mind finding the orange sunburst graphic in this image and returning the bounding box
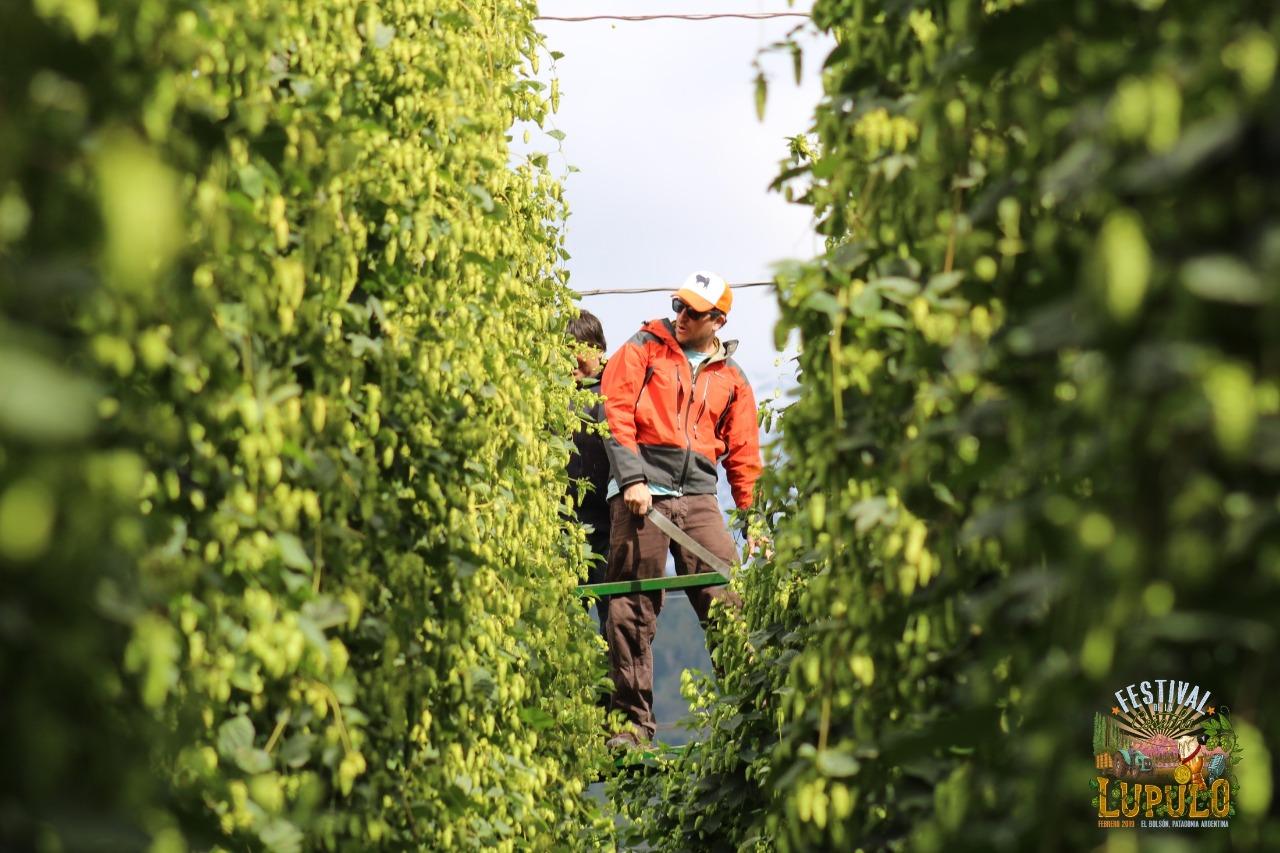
[1111,702,1204,741]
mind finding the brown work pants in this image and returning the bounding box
[605,493,741,741]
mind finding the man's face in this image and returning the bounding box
[573,347,601,380]
[672,298,724,348]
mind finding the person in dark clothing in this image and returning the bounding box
[566,309,611,629]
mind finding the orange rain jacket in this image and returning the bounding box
[601,318,763,510]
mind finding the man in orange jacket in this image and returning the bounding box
[600,271,763,748]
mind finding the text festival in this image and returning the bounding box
[1113,679,1212,715]
[1097,679,1230,823]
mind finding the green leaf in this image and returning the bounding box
[926,271,966,295]
[226,189,256,215]
[1119,115,1245,191]
[1180,255,1270,305]
[874,310,908,328]
[851,287,882,318]
[879,153,916,182]
[259,818,304,853]
[873,276,921,302]
[218,716,255,758]
[348,333,383,358]
[467,184,495,212]
[276,532,313,571]
[546,129,566,141]
[302,597,349,629]
[815,750,861,778]
[803,292,842,318]
[281,440,316,470]
[829,242,869,272]
[754,72,767,121]
[234,746,273,774]
[1039,140,1109,199]
[281,570,309,593]
[931,481,960,509]
[0,345,100,443]
[237,164,265,200]
[125,614,179,708]
[279,733,316,769]
[518,707,555,730]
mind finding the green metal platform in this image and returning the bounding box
[575,572,728,597]
[614,742,687,769]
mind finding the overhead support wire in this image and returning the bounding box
[577,281,776,297]
[536,13,809,23]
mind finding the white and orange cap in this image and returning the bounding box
[674,270,733,315]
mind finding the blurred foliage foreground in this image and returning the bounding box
[613,1,1279,851]
[1,0,612,850]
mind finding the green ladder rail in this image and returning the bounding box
[575,572,728,597]
[614,743,687,770]
[584,743,689,777]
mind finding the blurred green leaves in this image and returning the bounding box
[0,187,31,246]
[1181,255,1272,305]
[33,0,98,40]
[95,131,182,292]
[1096,209,1152,322]
[0,344,99,443]
[3,0,608,849]
[618,1,1280,850]
[0,478,55,561]
[1203,361,1257,459]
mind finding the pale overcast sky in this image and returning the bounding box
[531,1,833,400]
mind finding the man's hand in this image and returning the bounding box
[745,534,773,561]
[622,481,652,516]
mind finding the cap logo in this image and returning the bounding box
[676,270,732,314]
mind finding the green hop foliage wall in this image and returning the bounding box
[1,0,609,849]
[614,1,1279,850]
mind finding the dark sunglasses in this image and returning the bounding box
[672,298,721,322]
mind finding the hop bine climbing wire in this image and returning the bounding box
[577,280,776,297]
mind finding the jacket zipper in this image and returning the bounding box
[677,356,694,493]
[676,347,725,493]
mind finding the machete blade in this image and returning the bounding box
[645,508,734,580]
